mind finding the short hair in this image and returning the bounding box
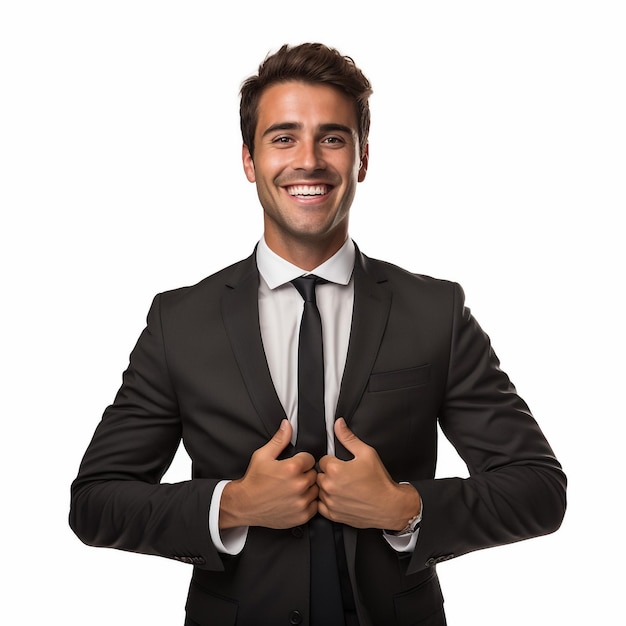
[240,43,372,159]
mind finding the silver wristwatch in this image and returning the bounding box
[384,511,422,537]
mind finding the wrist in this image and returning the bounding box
[385,483,422,536]
[219,479,248,529]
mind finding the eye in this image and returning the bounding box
[272,136,293,144]
[322,136,345,146]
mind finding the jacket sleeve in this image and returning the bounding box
[69,294,224,571]
[409,283,566,573]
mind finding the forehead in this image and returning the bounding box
[255,81,358,134]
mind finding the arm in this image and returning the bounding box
[69,294,319,567]
[69,294,224,570]
[318,282,566,571]
[408,283,566,572]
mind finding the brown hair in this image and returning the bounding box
[240,43,372,159]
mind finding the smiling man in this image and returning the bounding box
[70,43,566,626]
[242,80,367,270]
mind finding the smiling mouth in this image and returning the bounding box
[286,184,331,197]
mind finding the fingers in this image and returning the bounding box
[317,421,400,528]
[253,420,316,468]
[262,417,364,466]
[272,418,293,452]
[227,421,320,528]
[256,419,293,461]
[334,417,368,456]
[334,417,353,442]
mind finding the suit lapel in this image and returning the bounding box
[337,250,390,626]
[335,249,391,460]
[220,246,391,454]
[221,252,290,442]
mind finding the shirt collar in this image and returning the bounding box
[256,237,355,289]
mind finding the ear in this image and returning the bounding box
[242,144,256,182]
[357,143,369,182]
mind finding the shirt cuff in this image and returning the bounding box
[209,480,248,555]
[383,528,420,552]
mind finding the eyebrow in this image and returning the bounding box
[261,122,355,138]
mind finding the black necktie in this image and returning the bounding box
[291,275,345,625]
[291,275,327,459]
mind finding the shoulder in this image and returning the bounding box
[151,254,256,315]
[359,251,463,302]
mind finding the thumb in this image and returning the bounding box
[334,417,365,456]
[263,419,293,460]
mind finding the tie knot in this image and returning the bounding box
[291,275,324,303]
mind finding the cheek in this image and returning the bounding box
[254,156,285,186]
[339,179,358,206]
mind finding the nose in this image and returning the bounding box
[292,139,325,171]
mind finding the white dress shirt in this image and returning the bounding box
[256,236,355,453]
[209,237,417,553]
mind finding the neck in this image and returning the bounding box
[263,232,347,271]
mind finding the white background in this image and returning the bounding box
[1,1,624,623]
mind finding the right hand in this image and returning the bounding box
[219,420,319,529]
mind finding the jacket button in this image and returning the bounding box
[289,610,303,624]
[425,558,436,567]
[291,526,304,538]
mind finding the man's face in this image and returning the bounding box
[242,81,368,257]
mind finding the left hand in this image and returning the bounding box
[317,418,421,529]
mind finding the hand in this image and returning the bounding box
[219,420,319,529]
[317,418,422,530]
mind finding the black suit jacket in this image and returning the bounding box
[70,248,566,625]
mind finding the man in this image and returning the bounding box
[70,43,566,625]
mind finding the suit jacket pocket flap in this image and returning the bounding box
[368,365,431,393]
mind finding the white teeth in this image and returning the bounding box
[287,185,328,196]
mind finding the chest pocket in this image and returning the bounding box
[368,364,430,393]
